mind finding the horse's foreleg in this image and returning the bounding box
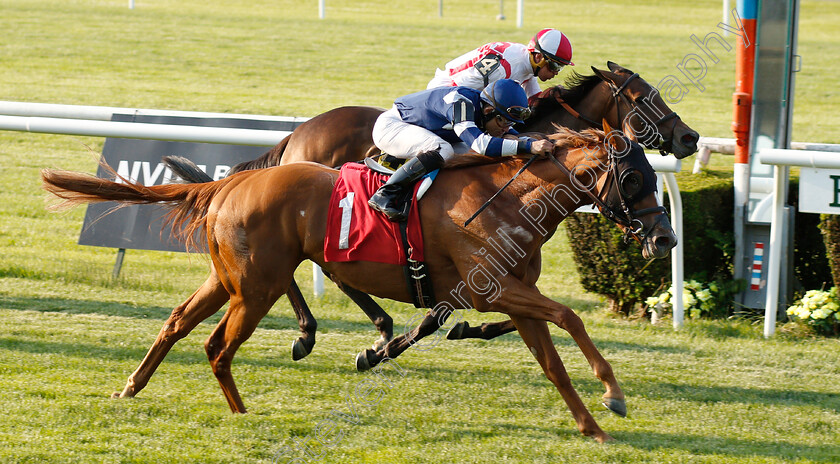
[446,319,517,340]
[335,281,393,350]
[286,279,317,361]
[113,274,229,399]
[488,279,624,435]
[509,315,613,443]
[547,302,625,417]
[205,295,276,413]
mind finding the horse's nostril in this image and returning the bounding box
[655,235,676,250]
[682,132,699,145]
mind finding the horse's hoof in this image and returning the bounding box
[446,321,469,340]
[355,349,374,371]
[372,336,390,352]
[291,338,311,361]
[594,432,616,444]
[602,397,627,417]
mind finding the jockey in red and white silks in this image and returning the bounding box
[426,29,574,106]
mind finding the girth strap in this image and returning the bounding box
[399,221,435,308]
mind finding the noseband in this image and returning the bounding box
[549,151,667,244]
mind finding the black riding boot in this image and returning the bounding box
[368,150,444,222]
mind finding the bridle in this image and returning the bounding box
[548,147,667,244]
[608,73,678,156]
[553,73,680,156]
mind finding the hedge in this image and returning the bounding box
[564,171,832,316]
[820,214,840,289]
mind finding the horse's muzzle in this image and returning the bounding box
[670,125,700,159]
[642,214,677,260]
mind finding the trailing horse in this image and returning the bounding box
[43,127,675,442]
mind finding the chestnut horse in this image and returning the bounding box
[162,62,697,359]
[44,128,675,442]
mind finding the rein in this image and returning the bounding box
[464,155,538,227]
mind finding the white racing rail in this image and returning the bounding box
[758,148,840,337]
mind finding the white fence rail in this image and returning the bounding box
[758,148,840,337]
[0,115,291,146]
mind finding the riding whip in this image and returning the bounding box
[464,154,539,227]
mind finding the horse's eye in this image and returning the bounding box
[619,169,643,199]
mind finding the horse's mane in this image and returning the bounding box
[444,127,606,169]
[558,71,606,106]
[527,71,605,121]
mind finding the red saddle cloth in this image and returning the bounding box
[324,162,424,265]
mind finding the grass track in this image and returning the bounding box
[1,1,839,462]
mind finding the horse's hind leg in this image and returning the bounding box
[446,319,517,340]
[355,304,450,371]
[335,281,393,350]
[205,294,277,413]
[287,279,317,361]
[112,272,230,399]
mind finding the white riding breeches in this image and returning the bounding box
[372,106,468,161]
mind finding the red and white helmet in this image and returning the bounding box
[527,28,574,67]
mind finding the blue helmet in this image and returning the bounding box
[480,79,532,124]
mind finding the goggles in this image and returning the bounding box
[495,114,516,127]
[545,59,565,73]
[504,105,532,122]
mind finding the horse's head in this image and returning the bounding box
[548,126,677,260]
[601,132,677,259]
[591,62,699,159]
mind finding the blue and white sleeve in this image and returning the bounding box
[455,125,532,158]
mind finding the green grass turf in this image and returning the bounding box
[1,1,839,462]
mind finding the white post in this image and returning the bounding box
[313,262,325,298]
[763,164,786,337]
[664,173,685,329]
[129,0,134,9]
[319,0,325,19]
[722,0,730,36]
[516,0,524,28]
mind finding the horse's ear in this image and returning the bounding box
[608,61,634,74]
[601,118,614,135]
[591,67,620,86]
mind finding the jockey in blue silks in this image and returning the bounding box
[369,78,555,221]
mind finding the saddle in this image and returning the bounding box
[324,161,436,308]
[372,154,406,171]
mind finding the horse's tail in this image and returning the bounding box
[41,168,232,250]
[160,133,292,184]
[229,133,291,175]
[162,155,214,183]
